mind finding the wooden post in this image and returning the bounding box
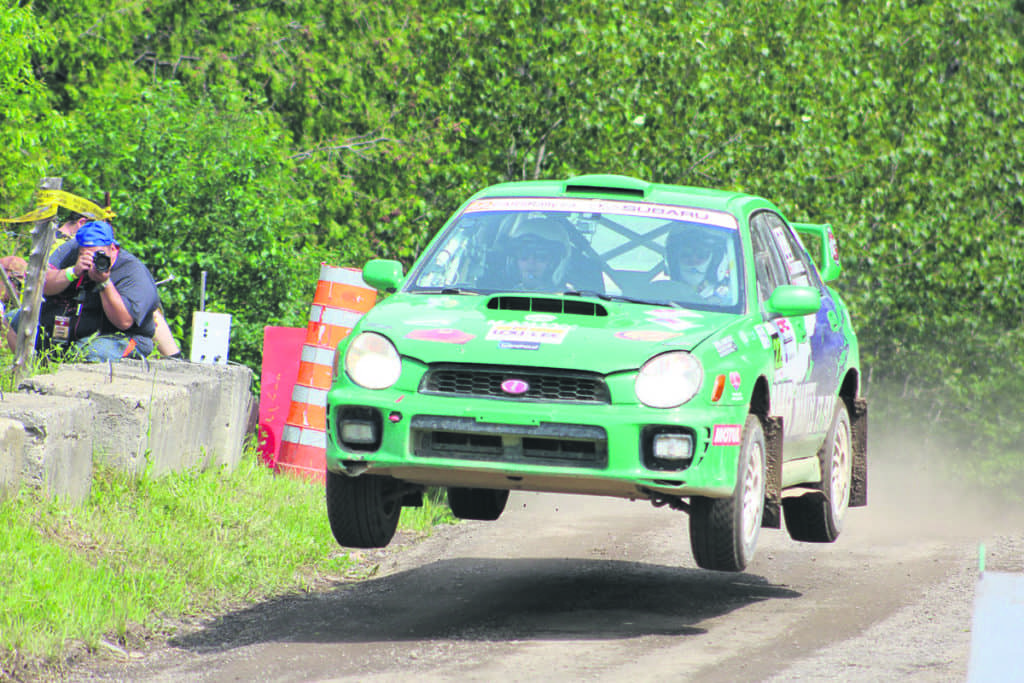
[11,177,61,384]
[0,261,20,306]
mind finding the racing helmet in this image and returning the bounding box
[666,226,721,286]
[506,217,571,290]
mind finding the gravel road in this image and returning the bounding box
[73,437,1024,683]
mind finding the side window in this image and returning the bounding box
[764,212,822,290]
[749,213,789,306]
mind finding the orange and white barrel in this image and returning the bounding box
[276,264,376,482]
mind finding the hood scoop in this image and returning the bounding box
[488,295,609,317]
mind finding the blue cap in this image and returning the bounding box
[76,221,118,247]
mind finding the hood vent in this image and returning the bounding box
[488,296,609,317]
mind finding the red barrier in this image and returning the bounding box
[258,326,306,468]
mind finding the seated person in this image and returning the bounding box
[504,218,573,292]
[652,226,733,304]
[5,220,160,361]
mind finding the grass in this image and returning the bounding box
[0,451,456,679]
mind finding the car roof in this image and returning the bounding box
[471,174,777,217]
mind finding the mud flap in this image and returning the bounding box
[849,397,868,507]
[761,415,783,528]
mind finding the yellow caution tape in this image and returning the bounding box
[0,190,116,224]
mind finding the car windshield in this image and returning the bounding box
[406,196,745,314]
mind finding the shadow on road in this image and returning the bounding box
[171,557,801,654]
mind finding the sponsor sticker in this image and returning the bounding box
[498,341,540,350]
[754,324,772,350]
[714,336,738,357]
[729,371,742,389]
[405,328,474,344]
[487,321,570,345]
[645,308,702,331]
[615,329,680,342]
[463,197,739,230]
[712,424,743,446]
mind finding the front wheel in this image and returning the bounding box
[783,401,853,543]
[689,414,766,572]
[325,470,402,548]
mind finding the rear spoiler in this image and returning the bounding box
[792,222,842,282]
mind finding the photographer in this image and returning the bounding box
[6,220,159,361]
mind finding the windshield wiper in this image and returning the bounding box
[435,287,480,295]
[563,289,677,307]
[563,289,612,301]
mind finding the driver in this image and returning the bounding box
[662,227,731,302]
[506,218,571,292]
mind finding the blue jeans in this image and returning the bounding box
[8,309,145,361]
[72,334,146,362]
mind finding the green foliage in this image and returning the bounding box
[0,1,64,210]
[52,82,323,367]
[1,0,1021,475]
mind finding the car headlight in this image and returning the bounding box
[343,332,402,390]
[635,351,703,408]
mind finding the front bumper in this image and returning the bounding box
[325,373,745,501]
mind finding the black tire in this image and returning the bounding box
[447,487,510,521]
[690,414,767,572]
[783,401,853,543]
[325,470,401,548]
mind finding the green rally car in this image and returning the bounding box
[325,174,867,572]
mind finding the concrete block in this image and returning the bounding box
[0,417,26,500]
[0,394,93,504]
[23,360,254,472]
[21,366,195,476]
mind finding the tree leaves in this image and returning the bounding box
[2,0,1022,472]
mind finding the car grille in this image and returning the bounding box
[410,416,608,469]
[420,364,610,404]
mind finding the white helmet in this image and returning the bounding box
[506,217,571,291]
[667,226,719,287]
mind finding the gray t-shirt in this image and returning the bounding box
[44,240,160,355]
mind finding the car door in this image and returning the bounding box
[750,211,826,460]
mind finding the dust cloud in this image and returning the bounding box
[854,423,1024,547]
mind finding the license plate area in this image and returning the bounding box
[410,415,608,469]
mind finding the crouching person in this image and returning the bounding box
[5,220,159,361]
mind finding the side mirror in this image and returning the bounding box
[792,222,842,282]
[362,259,404,293]
[766,284,822,317]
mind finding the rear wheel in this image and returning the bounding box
[690,414,766,572]
[447,487,510,521]
[325,470,401,548]
[783,401,853,543]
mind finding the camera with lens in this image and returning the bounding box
[93,251,111,274]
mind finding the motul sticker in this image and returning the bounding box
[712,424,742,446]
